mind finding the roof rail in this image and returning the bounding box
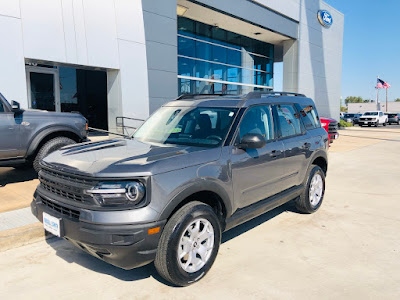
[245,91,306,99]
[176,94,228,100]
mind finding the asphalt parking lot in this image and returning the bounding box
[1,126,400,299]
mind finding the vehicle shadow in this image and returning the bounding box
[46,200,297,286]
[0,167,37,187]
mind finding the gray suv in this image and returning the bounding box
[0,93,88,171]
[31,92,328,286]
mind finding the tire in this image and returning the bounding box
[383,122,387,127]
[375,122,379,127]
[154,201,221,287]
[33,137,76,172]
[295,165,325,214]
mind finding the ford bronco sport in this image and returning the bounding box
[0,93,88,172]
[31,92,328,286]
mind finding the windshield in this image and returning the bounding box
[133,106,238,147]
[344,114,355,117]
[387,113,397,117]
[363,112,378,116]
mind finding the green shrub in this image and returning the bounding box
[339,119,353,127]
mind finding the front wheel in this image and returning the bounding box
[295,165,325,214]
[383,122,387,127]
[33,137,76,172]
[154,201,221,286]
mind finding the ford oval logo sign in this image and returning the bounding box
[317,10,333,28]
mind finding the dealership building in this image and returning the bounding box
[0,0,343,131]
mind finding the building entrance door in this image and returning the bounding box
[26,66,60,112]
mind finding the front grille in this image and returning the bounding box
[41,198,80,219]
[328,121,338,134]
[41,180,84,202]
[361,118,373,121]
[39,168,96,205]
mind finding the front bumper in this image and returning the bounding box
[359,120,378,125]
[31,193,166,270]
[328,132,339,143]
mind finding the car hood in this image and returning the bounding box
[42,139,222,178]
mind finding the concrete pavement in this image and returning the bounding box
[1,127,400,299]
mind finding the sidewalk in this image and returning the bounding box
[0,134,111,252]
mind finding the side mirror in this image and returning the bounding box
[238,133,266,149]
[11,100,20,111]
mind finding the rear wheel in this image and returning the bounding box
[33,137,76,172]
[154,201,221,286]
[295,165,325,214]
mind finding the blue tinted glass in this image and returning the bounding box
[178,17,274,93]
[226,48,241,67]
[211,64,226,81]
[212,44,226,64]
[227,67,239,82]
[196,40,211,61]
[178,36,195,57]
[195,60,211,79]
[178,57,195,77]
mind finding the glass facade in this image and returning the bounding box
[178,17,274,95]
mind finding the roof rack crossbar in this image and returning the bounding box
[176,94,228,100]
[245,91,306,98]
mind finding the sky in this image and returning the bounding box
[275,0,400,103]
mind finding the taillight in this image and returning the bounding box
[85,122,89,131]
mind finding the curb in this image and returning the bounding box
[0,222,52,252]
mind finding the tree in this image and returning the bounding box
[345,96,363,104]
[340,106,347,112]
[394,98,400,102]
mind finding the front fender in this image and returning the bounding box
[26,125,83,158]
[157,179,233,221]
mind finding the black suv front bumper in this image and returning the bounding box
[31,194,166,270]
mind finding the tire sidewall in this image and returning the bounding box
[165,205,221,285]
[304,165,325,212]
[34,137,75,172]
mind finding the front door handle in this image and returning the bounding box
[270,150,281,158]
[302,142,311,150]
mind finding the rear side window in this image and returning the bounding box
[274,104,302,138]
[296,104,320,130]
[0,100,4,112]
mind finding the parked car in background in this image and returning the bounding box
[385,113,400,125]
[320,117,338,143]
[31,92,329,286]
[0,93,88,172]
[341,113,362,125]
[358,111,388,127]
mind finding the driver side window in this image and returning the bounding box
[238,105,274,142]
[0,100,5,113]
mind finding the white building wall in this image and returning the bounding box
[296,0,343,120]
[0,0,27,107]
[0,0,149,130]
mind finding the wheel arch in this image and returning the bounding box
[311,154,328,175]
[26,126,82,159]
[159,183,233,231]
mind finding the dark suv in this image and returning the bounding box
[0,93,88,171]
[31,92,328,286]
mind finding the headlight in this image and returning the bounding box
[85,181,145,206]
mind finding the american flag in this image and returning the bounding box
[376,78,391,89]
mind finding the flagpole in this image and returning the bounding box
[386,88,388,112]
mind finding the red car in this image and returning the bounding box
[320,117,338,143]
